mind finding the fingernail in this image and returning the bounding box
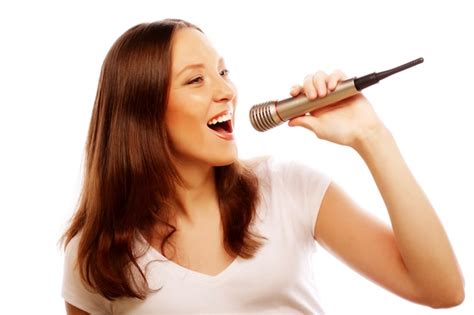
[307,91,316,99]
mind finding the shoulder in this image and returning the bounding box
[241,155,331,194]
[62,232,84,289]
[266,156,329,181]
[64,233,81,263]
[240,154,306,174]
[240,155,271,170]
[62,232,112,314]
[241,154,328,176]
[239,155,272,182]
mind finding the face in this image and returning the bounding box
[166,28,238,168]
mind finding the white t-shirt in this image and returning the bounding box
[62,156,332,314]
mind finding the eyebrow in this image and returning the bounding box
[176,57,225,78]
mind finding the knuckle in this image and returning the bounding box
[304,74,313,82]
[333,69,347,78]
[314,70,327,79]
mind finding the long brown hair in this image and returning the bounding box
[62,19,266,300]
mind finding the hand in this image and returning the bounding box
[288,70,386,149]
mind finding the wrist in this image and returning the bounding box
[352,124,393,156]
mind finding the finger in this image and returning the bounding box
[288,115,321,137]
[328,69,348,91]
[309,99,347,116]
[290,84,302,97]
[288,115,313,129]
[303,75,317,99]
[312,71,329,98]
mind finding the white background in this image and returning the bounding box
[0,0,473,314]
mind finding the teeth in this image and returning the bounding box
[207,113,232,126]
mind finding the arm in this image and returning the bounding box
[289,70,464,308]
[315,126,464,308]
[66,302,89,315]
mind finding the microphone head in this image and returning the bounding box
[249,101,283,132]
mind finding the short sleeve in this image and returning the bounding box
[62,235,112,315]
[269,157,332,242]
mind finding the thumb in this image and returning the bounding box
[288,115,319,132]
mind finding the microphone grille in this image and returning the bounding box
[249,101,281,132]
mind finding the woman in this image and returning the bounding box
[62,19,464,314]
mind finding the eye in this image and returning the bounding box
[220,69,230,77]
[187,76,203,85]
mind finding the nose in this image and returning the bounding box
[213,74,236,103]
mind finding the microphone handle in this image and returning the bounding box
[249,78,359,132]
[277,78,359,120]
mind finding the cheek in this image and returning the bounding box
[165,102,208,151]
[167,111,203,140]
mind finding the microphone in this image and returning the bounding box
[249,57,424,132]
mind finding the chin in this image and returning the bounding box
[212,159,237,167]
[211,155,238,167]
[209,148,239,167]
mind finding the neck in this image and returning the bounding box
[173,157,220,226]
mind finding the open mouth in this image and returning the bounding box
[207,120,233,133]
[207,110,234,136]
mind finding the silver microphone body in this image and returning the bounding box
[248,57,425,132]
[249,78,359,132]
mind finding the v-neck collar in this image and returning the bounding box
[138,233,240,283]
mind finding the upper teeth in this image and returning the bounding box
[207,112,232,125]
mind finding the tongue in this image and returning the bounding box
[208,120,233,134]
[213,126,228,133]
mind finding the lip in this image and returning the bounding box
[212,129,234,141]
[207,109,233,123]
[207,109,235,141]
[208,120,235,141]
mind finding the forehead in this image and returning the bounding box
[171,28,220,72]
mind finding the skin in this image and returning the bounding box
[165,28,238,225]
[66,28,464,314]
[289,73,465,307]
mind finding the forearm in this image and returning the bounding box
[353,126,464,305]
